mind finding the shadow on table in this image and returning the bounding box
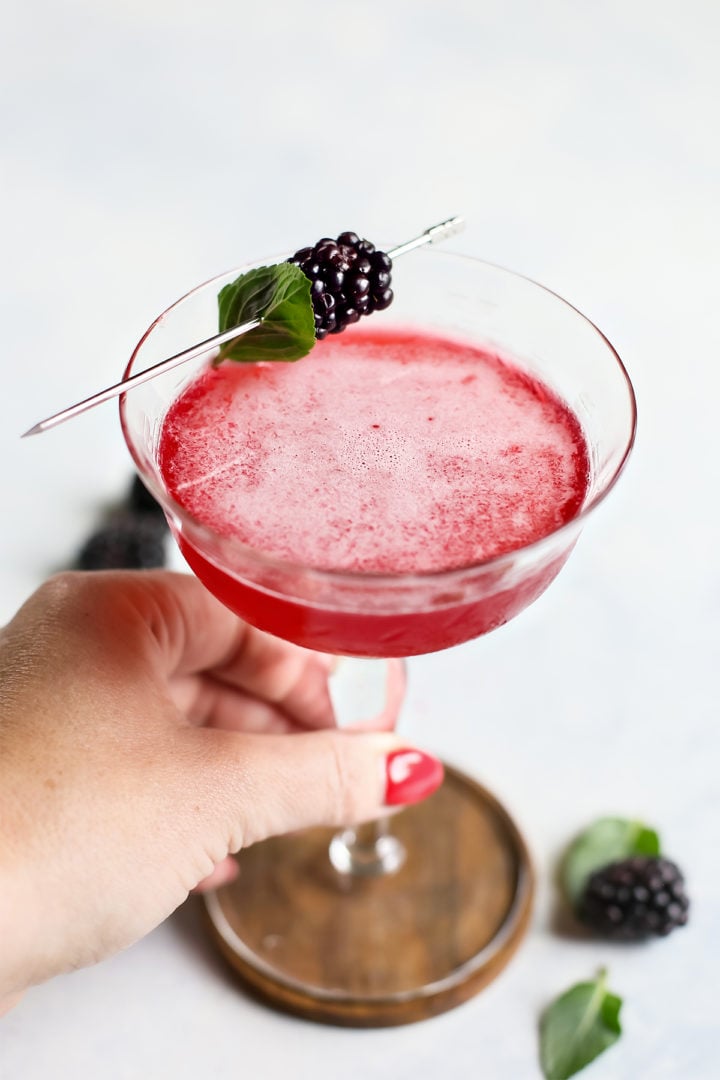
[549,898,592,941]
[168,895,241,994]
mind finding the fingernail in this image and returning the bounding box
[385,748,444,806]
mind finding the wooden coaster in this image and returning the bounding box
[203,764,533,1026]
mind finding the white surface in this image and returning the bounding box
[1,2,718,1077]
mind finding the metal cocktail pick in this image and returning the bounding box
[22,217,465,438]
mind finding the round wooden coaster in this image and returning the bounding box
[203,764,533,1026]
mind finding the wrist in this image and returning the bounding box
[0,990,25,1017]
[0,843,39,1005]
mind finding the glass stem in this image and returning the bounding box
[327,657,407,877]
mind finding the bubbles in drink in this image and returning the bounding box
[159,329,589,574]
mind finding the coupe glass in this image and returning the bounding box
[120,250,636,1025]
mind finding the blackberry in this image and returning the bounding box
[579,856,689,941]
[127,475,165,517]
[288,231,394,339]
[77,513,167,571]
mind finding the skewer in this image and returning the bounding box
[22,216,464,438]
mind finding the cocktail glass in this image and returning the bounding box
[120,250,636,1025]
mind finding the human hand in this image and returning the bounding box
[0,571,442,1012]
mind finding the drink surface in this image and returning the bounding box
[159,328,589,575]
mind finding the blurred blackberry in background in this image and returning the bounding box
[128,475,165,518]
[75,476,169,570]
[579,856,689,940]
[288,231,393,339]
[77,513,167,571]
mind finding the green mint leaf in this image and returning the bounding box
[540,970,623,1080]
[216,263,315,363]
[562,817,661,907]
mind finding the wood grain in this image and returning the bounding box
[204,764,533,1026]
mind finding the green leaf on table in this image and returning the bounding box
[562,817,660,906]
[540,969,623,1080]
[215,262,315,363]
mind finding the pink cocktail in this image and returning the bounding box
[121,249,636,1024]
[157,328,590,656]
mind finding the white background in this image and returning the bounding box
[1,2,718,1077]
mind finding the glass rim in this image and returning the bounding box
[120,249,638,590]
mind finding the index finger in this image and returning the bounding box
[123,571,337,730]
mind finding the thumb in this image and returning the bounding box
[198,729,444,851]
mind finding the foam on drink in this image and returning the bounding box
[159,328,589,574]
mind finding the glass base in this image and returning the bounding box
[203,764,533,1027]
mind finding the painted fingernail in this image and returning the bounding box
[385,748,444,806]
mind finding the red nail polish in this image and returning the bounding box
[385,748,444,806]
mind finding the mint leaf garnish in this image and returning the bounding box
[216,263,315,363]
[562,817,660,907]
[540,970,623,1080]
